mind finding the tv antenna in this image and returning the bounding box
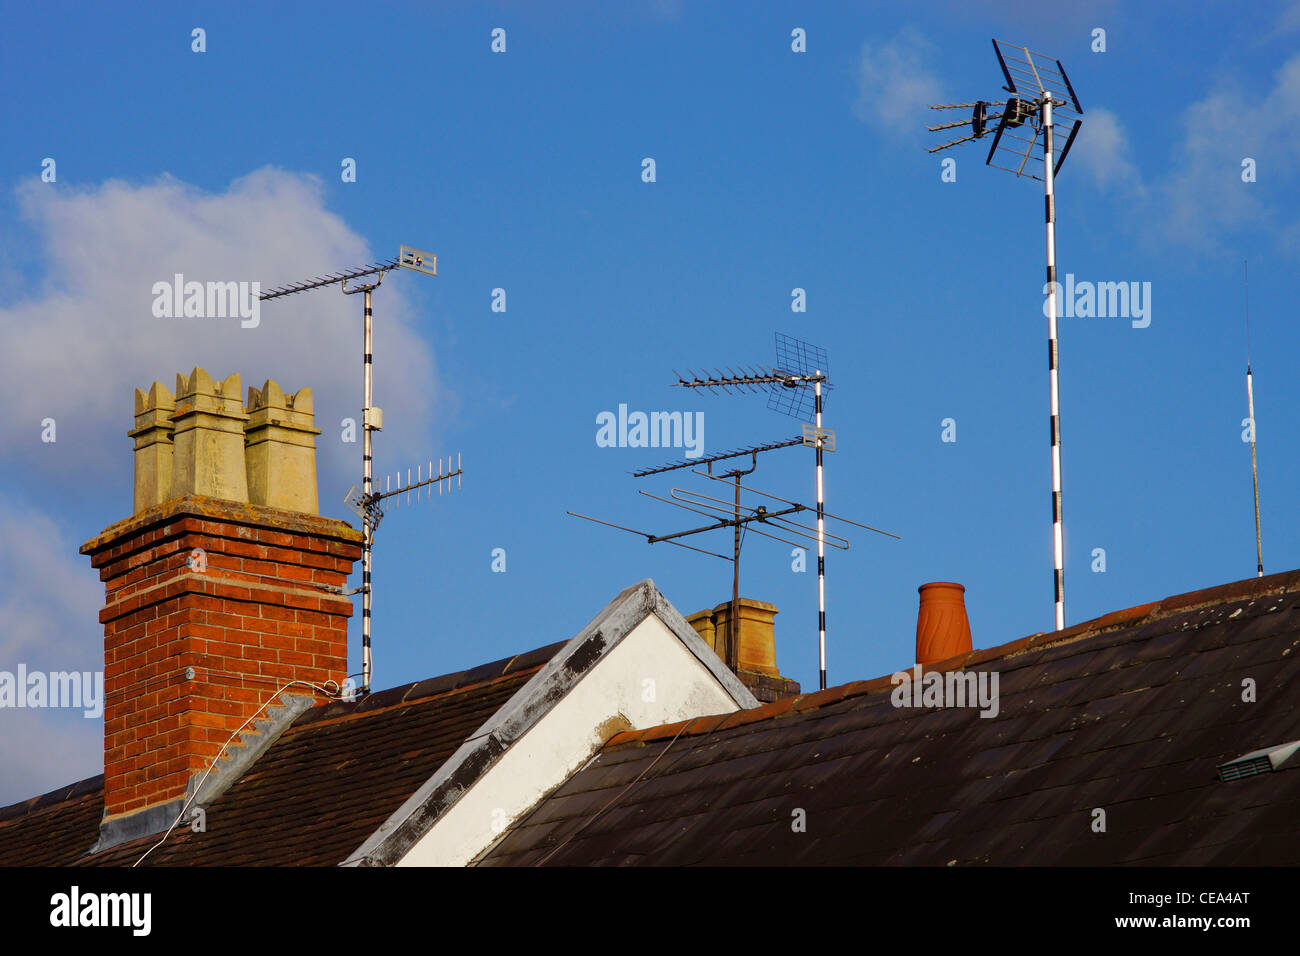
[261,246,462,694]
[670,332,894,690]
[569,439,896,681]
[927,40,1084,632]
[1243,260,1263,577]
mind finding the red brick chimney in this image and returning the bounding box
[80,368,362,844]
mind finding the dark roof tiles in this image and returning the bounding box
[479,570,1300,866]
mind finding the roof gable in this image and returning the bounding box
[348,579,757,866]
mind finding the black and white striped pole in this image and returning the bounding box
[665,333,893,686]
[814,374,827,689]
[927,40,1083,632]
[261,246,441,693]
[342,278,382,692]
[1042,95,1066,630]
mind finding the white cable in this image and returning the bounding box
[131,676,354,866]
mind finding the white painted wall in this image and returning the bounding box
[396,612,741,867]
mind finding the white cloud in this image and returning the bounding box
[0,169,447,806]
[0,168,441,503]
[1067,106,1144,196]
[0,503,101,665]
[854,28,944,134]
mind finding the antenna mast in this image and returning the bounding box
[575,440,799,671]
[570,440,895,683]
[927,40,1084,632]
[671,333,892,690]
[261,246,460,695]
[1244,260,1263,577]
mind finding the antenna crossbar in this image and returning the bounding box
[691,471,899,539]
[260,258,401,301]
[673,369,826,391]
[372,455,463,504]
[632,437,801,477]
[671,488,851,545]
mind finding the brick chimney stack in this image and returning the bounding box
[81,367,362,848]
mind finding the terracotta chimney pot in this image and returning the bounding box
[916,582,972,665]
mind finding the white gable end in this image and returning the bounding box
[340,579,756,868]
[398,612,740,866]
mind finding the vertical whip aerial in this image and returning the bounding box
[926,40,1084,632]
[1244,260,1263,577]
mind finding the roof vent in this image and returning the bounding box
[1217,740,1300,783]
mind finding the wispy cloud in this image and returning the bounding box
[1157,54,1300,252]
[854,28,944,134]
[1277,0,1300,33]
[1068,106,1144,197]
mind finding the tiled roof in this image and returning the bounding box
[477,571,1300,866]
[0,641,566,866]
[0,777,104,866]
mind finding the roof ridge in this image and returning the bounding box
[291,639,569,728]
[604,567,1300,750]
[285,665,550,734]
[0,774,104,823]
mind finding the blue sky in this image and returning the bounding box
[2,0,1298,801]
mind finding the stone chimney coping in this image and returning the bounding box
[80,494,362,558]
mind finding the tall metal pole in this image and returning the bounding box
[815,375,827,689]
[723,454,757,673]
[362,287,375,691]
[1042,96,1066,632]
[1247,365,1262,577]
[1245,261,1262,578]
[731,473,741,672]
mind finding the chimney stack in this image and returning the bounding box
[687,598,800,702]
[81,367,362,849]
[916,582,972,665]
